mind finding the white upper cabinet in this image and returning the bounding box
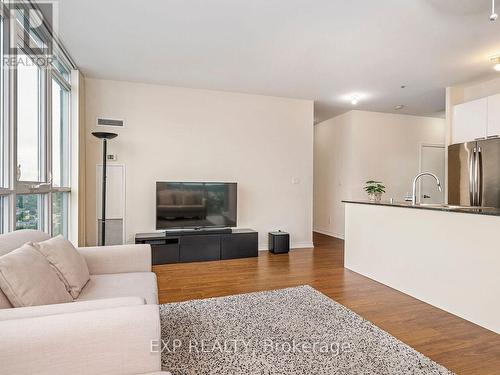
[452,98,488,144]
[487,94,500,138]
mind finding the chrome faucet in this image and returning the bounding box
[411,172,442,205]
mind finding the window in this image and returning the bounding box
[52,58,71,82]
[52,78,70,187]
[0,3,75,237]
[50,63,72,239]
[15,8,47,52]
[0,14,6,189]
[0,12,9,234]
[16,194,43,230]
[0,196,6,234]
[17,53,43,182]
[52,192,68,237]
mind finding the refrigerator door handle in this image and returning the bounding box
[469,148,476,206]
[476,147,483,206]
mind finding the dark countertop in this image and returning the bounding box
[342,200,500,217]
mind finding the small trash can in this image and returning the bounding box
[268,231,290,254]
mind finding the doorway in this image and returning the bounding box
[96,164,126,245]
[419,144,446,204]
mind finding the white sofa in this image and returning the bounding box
[0,230,168,375]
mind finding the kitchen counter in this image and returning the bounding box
[342,199,500,216]
[343,201,500,333]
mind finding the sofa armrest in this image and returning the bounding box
[0,304,161,375]
[78,244,151,274]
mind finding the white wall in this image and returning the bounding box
[461,76,500,103]
[314,110,445,238]
[313,112,353,239]
[85,79,314,249]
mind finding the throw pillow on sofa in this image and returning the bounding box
[0,243,73,307]
[32,235,90,299]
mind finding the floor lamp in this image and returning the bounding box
[92,131,118,246]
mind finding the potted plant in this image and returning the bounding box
[364,180,386,202]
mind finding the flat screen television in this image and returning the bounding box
[156,182,237,230]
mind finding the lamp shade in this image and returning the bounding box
[92,132,118,140]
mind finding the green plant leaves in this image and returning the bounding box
[364,180,386,194]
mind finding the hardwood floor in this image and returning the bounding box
[154,232,500,375]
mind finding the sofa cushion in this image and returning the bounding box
[0,296,146,321]
[0,288,12,309]
[158,190,178,205]
[77,272,158,305]
[0,230,50,257]
[32,235,90,298]
[77,244,151,275]
[0,304,162,375]
[0,244,72,307]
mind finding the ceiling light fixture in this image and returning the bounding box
[394,105,405,110]
[491,56,500,71]
[341,92,370,105]
[491,0,498,21]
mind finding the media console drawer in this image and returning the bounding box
[179,235,221,262]
[151,239,180,265]
[221,232,258,260]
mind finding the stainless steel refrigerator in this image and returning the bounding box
[448,138,500,208]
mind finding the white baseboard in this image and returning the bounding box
[258,241,314,251]
[292,241,314,249]
[313,228,345,240]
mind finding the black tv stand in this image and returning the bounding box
[135,228,258,265]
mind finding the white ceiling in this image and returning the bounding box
[57,0,500,123]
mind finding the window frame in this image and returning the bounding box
[51,71,71,190]
[0,4,13,234]
[0,2,73,236]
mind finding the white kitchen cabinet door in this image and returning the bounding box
[487,94,500,138]
[452,98,487,144]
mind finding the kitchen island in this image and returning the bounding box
[343,200,500,334]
